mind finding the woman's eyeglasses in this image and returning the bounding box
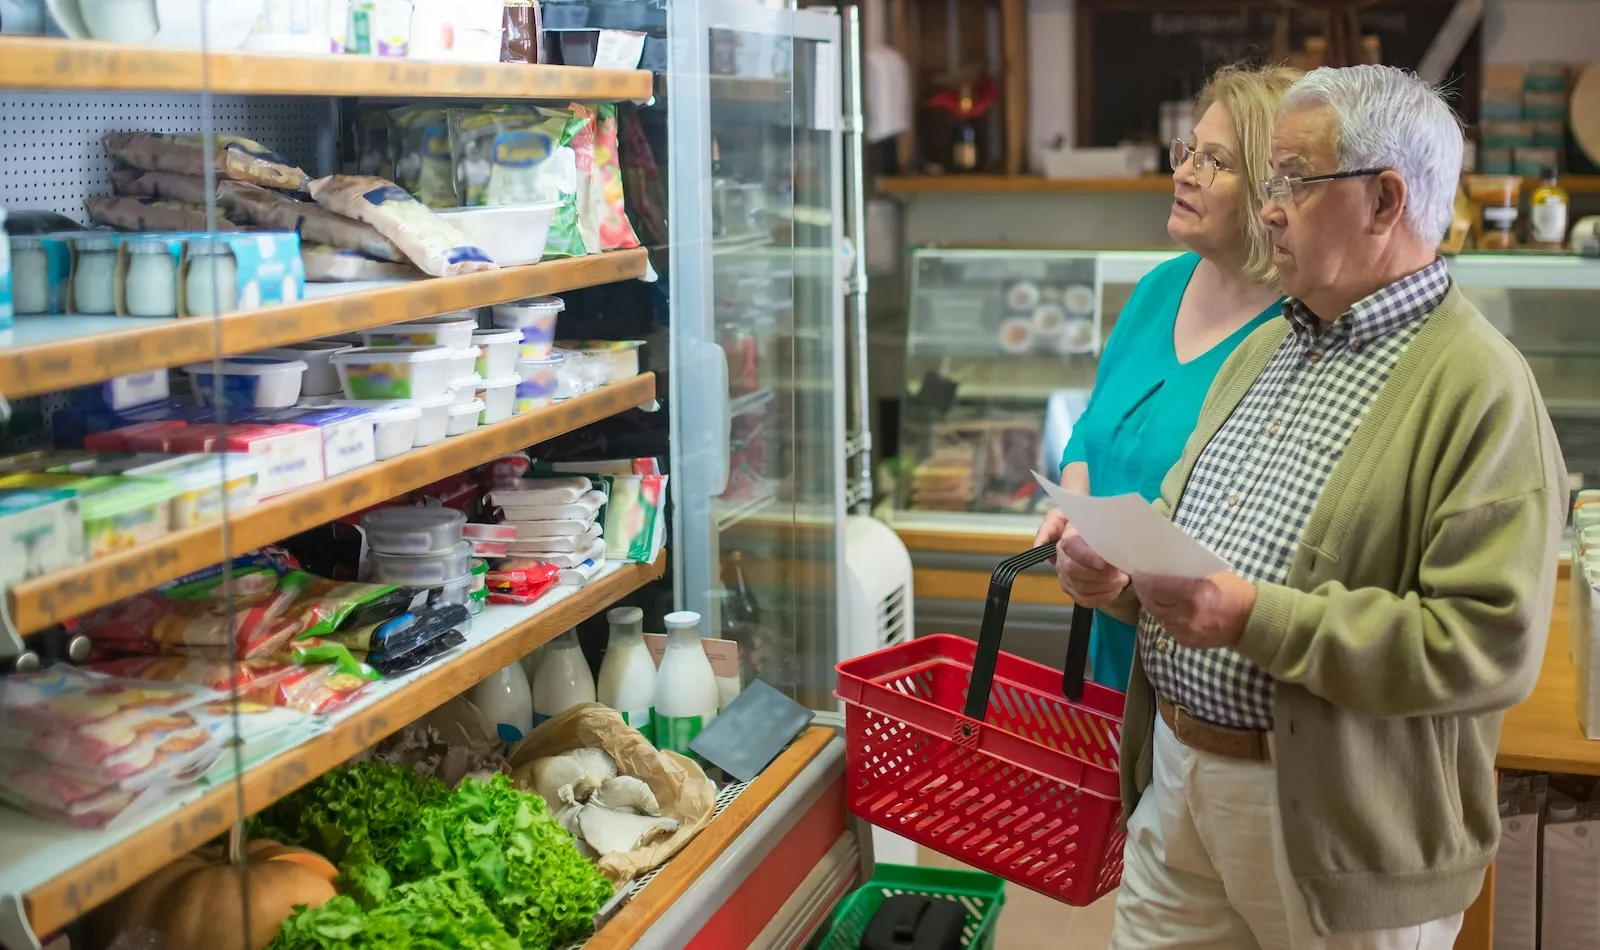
[1257,168,1388,206]
[1169,139,1234,188]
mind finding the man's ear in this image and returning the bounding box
[1370,170,1408,235]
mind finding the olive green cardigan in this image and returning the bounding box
[1106,286,1566,935]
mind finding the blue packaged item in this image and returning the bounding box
[72,371,171,414]
[178,232,305,316]
[183,356,308,411]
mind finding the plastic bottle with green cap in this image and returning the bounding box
[654,611,720,757]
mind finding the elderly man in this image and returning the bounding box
[1056,65,1566,948]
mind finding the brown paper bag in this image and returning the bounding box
[507,703,717,882]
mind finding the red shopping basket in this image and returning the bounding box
[835,544,1126,906]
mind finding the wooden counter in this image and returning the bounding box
[1498,577,1599,775]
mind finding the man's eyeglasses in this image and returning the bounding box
[1170,140,1234,188]
[1258,168,1388,206]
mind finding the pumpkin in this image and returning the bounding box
[93,834,337,950]
[247,839,340,882]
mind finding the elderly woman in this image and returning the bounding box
[1035,63,1301,689]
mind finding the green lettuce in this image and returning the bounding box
[399,773,614,947]
[268,875,518,950]
[249,762,449,871]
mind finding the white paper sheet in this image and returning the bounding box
[1032,470,1231,579]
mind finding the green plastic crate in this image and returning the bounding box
[819,863,1006,950]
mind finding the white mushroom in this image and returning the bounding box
[576,805,680,854]
[589,775,661,816]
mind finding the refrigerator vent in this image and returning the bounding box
[879,586,909,648]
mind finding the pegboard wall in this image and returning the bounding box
[0,94,335,221]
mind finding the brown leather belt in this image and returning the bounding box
[1158,697,1271,762]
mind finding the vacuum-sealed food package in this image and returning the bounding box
[220,181,406,262]
[110,169,215,205]
[102,131,310,191]
[85,195,242,233]
[301,243,421,282]
[307,175,495,278]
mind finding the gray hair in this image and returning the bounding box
[1279,65,1464,245]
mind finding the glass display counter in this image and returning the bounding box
[884,247,1600,533]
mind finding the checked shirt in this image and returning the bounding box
[1139,259,1451,730]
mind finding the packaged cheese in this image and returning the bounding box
[307,175,495,278]
[102,131,309,190]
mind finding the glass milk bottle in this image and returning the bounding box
[532,628,595,726]
[468,660,534,749]
[655,611,720,757]
[597,606,658,742]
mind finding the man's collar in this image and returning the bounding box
[1282,258,1451,344]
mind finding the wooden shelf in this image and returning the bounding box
[7,556,666,938]
[1497,574,1600,775]
[880,173,1600,197]
[0,249,648,400]
[582,726,837,949]
[0,36,653,99]
[880,174,1176,196]
[6,372,656,633]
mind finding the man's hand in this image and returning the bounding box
[1132,571,1258,649]
[1033,506,1069,549]
[1055,528,1130,608]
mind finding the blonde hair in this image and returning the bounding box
[1194,63,1303,286]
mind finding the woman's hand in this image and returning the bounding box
[1055,528,1130,608]
[1033,506,1070,549]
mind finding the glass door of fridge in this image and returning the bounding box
[668,0,846,709]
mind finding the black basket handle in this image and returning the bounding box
[962,544,1096,720]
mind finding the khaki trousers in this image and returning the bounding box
[1109,717,1464,950]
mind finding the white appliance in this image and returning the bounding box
[842,514,918,866]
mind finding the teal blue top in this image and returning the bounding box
[1061,252,1281,690]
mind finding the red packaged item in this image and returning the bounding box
[84,421,188,453]
[77,569,308,659]
[164,424,228,453]
[485,563,560,604]
[273,664,373,715]
[223,424,324,497]
[90,656,298,706]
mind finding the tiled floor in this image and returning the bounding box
[916,849,1119,950]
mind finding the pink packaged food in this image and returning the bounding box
[463,522,519,541]
[0,667,219,731]
[0,753,211,828]
[84,421,189,454]
[471,540,509,557]
[223,424,325,497]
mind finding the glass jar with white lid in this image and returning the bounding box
[9,236,50,315]
[183,239,238,317]
[125,239,178,318]
[72,233,118,315]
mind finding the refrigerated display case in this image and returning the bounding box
[667,0,849,710]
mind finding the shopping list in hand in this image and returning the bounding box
[1032,471,1231,579]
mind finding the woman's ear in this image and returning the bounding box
[1371,170,1408,235]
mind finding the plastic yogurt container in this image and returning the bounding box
[361,315,477,350]
[446,345,481,380]
[125,453,262,529]
[492,296,564,359]
[183,357,307,409]
[362,403,424,459]
[369,540,474,587]
[446,398,485,436]
[471,329,520,379]
[362,506,466,555]
[475,375,519,425]
[256,341,352,397]
[514,354,564,413]
[448,373,483,407]
[331,391,454,448]
[332,345,452,401]
[75,476,181,558]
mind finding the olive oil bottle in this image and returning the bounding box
[1530,165,1571,251]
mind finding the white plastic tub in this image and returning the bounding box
[183,357,308,409]
[332,392,454,448]
[493,296,565,359]
[449,373,483,406]
[370,540,475,587]
[436,201,560,266]
[362,316,477,350]
[475,375,519,425]
[365,403,424,459]
[446,345,481,380]
[556,340,643,383]
[256,341,351,396]
[363,507,467,555]
[514,354,564,413]
[446,398,485,436]
[471,329,520,379]
[332,345,452,401]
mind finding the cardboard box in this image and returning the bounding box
[245,406,376,477]
[221,424,325,497]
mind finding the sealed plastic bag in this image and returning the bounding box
[78,568,309,659]
[102,131,309,191]
[591,104,642,251]
[390,105,456,208]
[85,195,242,233]
[301,244,421,282]
[307,175,495,278]
[449,106,588,257]
[110,169,215,205]
[220,181,406,262]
